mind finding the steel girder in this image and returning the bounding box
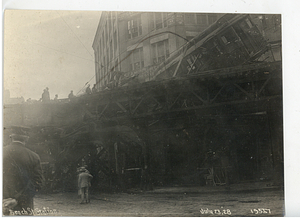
[82,61,281,122]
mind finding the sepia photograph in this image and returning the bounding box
[3,7,286,216]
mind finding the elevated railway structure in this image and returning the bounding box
[151,14,270,80]
[3,60,282,189]
[78,60,282,186]
[3,14,282,190]
[90,61,281,123]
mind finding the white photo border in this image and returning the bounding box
[2,0,299,216]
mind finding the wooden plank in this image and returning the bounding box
[99,102,110,117]
[233,83,253,99]
[114,101,127,113]
[173,47,188,77]
[190,90,207,104]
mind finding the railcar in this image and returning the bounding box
[154,14,269,79]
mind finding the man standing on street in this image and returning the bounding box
[3,126,44,214]
[78,167,93,204]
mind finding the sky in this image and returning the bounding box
[4,10,101,100]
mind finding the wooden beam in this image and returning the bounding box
[100,95,282,121]
[190,90,207,105]
[187,53,202,75]
[114,101,127,113]
[210,85,226,103]
[169,93,182,110]
[99,102,110,117]
[173,47,188,77]
[132,98,144,115]
[233,83,253,100]
[258,76,272,96]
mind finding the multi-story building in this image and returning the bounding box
[92,12,223,90]
[250,14,281,61]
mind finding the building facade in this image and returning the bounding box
[92,12,223,90]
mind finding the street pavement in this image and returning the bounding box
[31,182,284,216]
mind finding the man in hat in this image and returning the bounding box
[41,87,50,103]
[68,90,75,101]
[54,94,59,102]
[45,87,50,101]
[85,84,92,95]
[3,126,44,214]
[92,84,97,93]
[78,167,93,204]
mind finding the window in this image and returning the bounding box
[186,36,194,41]
[103,56,106,86]
[221,36,228,44]
[153,13,168,29]
[151,40,169,64]
[127,15,142,39]
[110,40,113,61]
[272,15,281,31]
[105,22,108,40]
[102,32,105,48]
[185,14,196,24]
[208,14,218,24]
[113,31,118,55]
[221,30,237,45]
[196,14,207,25]
[129,47,144,71]
[245,18,253,29]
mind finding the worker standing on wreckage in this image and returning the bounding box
[3,126,44,215]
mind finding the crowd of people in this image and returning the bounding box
[85,84,97,95]
[25,84,99,104]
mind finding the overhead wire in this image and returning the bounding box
[16,36,96,64]
[79,12,192,95]
[27,11,193,96]
[17,11,101,96]
[56,11,94,59]
[10,11,193,98]
[55,11,101,95]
